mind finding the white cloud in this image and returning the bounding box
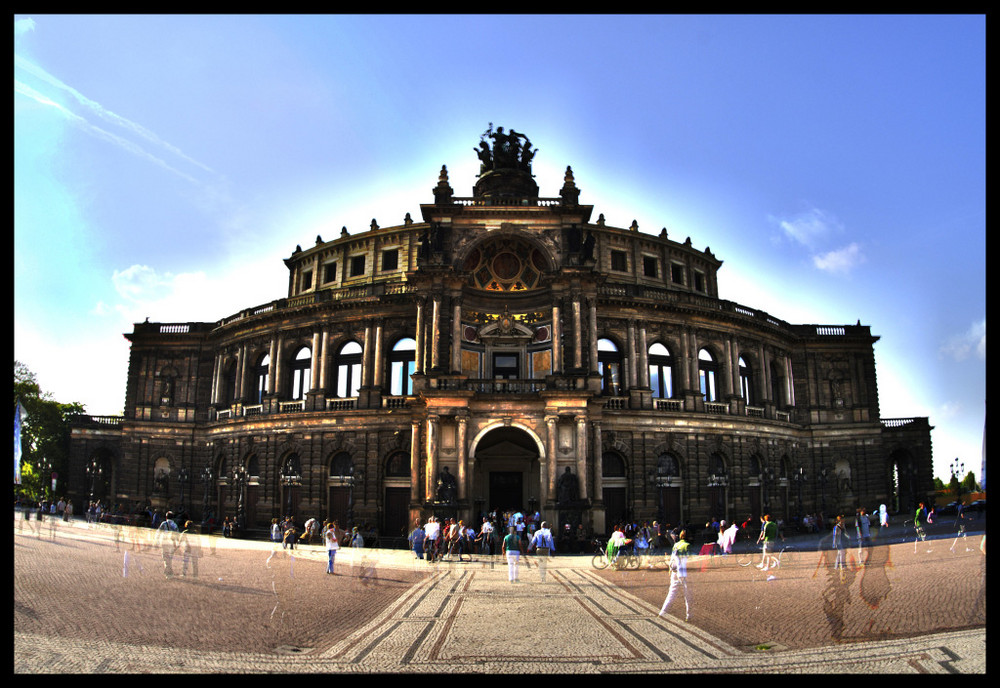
[811,242,865,274]
[772,206,844,249]
[940,318,986,362]
[14,17,36,37]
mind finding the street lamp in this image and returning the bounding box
[177,467,189,515]
[335,465,364,529]
[201,465,214,521]
[793,465,807,521]
[87,458,103,504]
[280,462,302,517]
[950,458,965,503]
[232,464,248,535]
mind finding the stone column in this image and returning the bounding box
[592,421,603,503]
[572,298,583,369]
[451,300,462,374]
[545,416,558,502]
[210,353,221,405]
[575,415,588,501]
[551,303,563,374]
[430,295,442,370]
[588,299,599,374]
[786,355,795,407]
[639,325,649,387]
[414,298,425,374]
[318,328,329,391]
[267,336,278,396]
[410,420,421,503]
[372,320,384,389]
[457,415,468,501]
[361,322,373,388]
[425,415,439,502]
[310,330,322,390]
[627,320,637,389]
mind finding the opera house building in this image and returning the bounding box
[68,127,934,541]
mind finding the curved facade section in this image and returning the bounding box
[68,128,934,541]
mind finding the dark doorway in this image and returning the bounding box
[383,487,410,541]
[603,487,626,530]
[490,471,523,512]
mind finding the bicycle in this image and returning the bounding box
[591,538,640,570]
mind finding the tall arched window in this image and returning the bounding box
[387,337,416,396]
[290,347,312,400]
[699,349,719,402]
[253,353,270,404]
[648,342,674,398]
[770,360,785,408]
[739,356,754,405]
[598,338,623,396]
[335,341,363,398]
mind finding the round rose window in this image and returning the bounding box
[465,238,548,292]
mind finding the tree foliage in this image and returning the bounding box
[14,360,85,499]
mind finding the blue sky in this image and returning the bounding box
[14,15,985,485]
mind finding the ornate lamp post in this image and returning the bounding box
[950,458,965,504]
[87,458,103,504]
[177,467,189,515]
[232,464,248,535]
[280,462,302,518]
[649,464,671,524]
[201,465,214,521]
[818,465,829,515]
[793,465,807,521]
[335,465,363,529]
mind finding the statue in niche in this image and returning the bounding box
[153,469,169,495]
[557,467,579,505]
[436,466,457,504]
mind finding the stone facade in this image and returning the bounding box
[68,127,934,538]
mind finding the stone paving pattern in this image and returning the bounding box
[13,514,986,673]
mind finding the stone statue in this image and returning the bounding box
[557,467,579,505]
[436,466,457,504]
[153,470,169,495]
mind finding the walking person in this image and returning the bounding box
[409,519,426,560]
[529,521,556,581]
[178,521,202,578]
[324,522,340,574]
[155,511,180,578]
[756,514,779,571]
[659,529,692,621]
[503,527,522,583]
[832,515,850,570]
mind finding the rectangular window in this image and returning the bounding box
[323,262,338,284]
[381,248,398,271]
[350,255,366,277]
[694,271,705,292]
[611,250,628,272]
[642,255,658,278]
[671,263,685,284]
[301,270,313,291]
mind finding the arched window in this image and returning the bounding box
[598,338,623,396]
[699,348,718,402]
[334,341,362,398]
[648,342,674,399]
[253,353,270,404]
[602,452,627,477]
[770,360,785,408]
[387,338,416,396]
[291,347,312,400]
[330,451,353,478]
[221,360,237,403]
[739,356,754,406]
[385,451,409,478]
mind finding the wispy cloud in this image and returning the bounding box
[14,51,215,182]
[770,205,865,275]
[940,318,986,362]
[812,242,865,274]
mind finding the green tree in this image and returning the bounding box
[14,361,85,500]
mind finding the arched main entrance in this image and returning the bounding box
[470,425,543,519]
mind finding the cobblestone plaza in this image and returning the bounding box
[14,515,985,673]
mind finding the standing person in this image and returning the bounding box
[350,526,365,548]
[478,517,494,556]
[856,507,872,549]
[503,527,522,583]
[324,522,340,574]
[529,521,556,581]
[270,518,282,545]
[303,517,317,544]
[756,514,778,571]
[409,519,425,561]
[178,521,202,578]
[282,519,298,550]
[424,516,440,562]
[155,511,180,578]
[832,515,849,570]
[879,503,889,529]
[659,529,691,621]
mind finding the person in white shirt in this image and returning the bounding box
[424,516,440,562]
[324,523,340,574]
[529,521,556,581]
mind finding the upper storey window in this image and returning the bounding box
[648,342,674,399]
[463,237,548,292]
[387,338,416,396]
[598,338,623,396]
[699,348,719,402]
[291,347,312,400]
[335,341,363,398]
